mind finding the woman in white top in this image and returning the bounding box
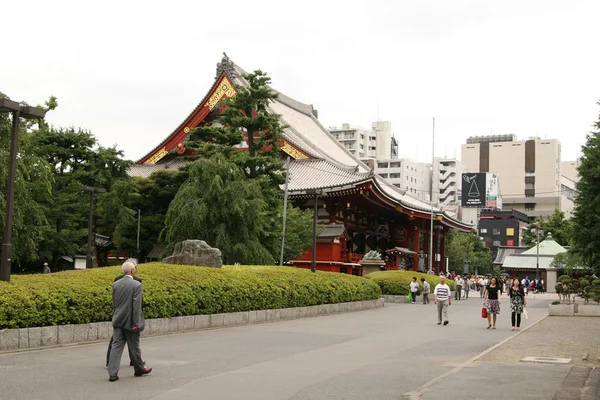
[409,277,419,304]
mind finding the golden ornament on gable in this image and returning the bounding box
[205,78,236,110]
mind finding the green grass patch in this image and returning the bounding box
[365,270,455,296]
[0,263,381,329]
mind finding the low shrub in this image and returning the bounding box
[364,270,455,296]
[0,264,381,329]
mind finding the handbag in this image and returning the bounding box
[481,307,488,318]
[407,293,413,303]
[523,307,528,320]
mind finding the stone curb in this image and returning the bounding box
[0,298,384,353]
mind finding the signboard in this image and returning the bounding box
[461,173,486,207]
[461,172,502,208]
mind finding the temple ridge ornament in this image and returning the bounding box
[215,52,237,79]
[281,141,309,159]
[463,174,480,198]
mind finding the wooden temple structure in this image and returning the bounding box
[130,54,472,275]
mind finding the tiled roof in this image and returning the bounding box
[502,254,557,269]
[493,246,529,264]
[128,159,188,178]
[521,233,567,256]
[286,159,371,191]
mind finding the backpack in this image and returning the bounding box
[524,279,530,287]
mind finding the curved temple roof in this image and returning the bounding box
[132,54,472,232]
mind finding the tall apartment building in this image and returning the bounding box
[461,135,563,220]
[371,159,432,202]
[329,121,396,160]
[431,157,463,207]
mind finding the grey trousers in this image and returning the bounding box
[107,327,145,377]
[437,299,449,323]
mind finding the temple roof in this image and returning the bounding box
[520,233,567,256]
[132,54,472,231]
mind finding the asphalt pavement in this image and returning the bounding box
[0,293,560,399]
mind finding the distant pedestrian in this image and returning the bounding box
[434,275,452,325]
[509,279,526,331]
[409,277,419,304]
[421,278,430,304]
[43,262,51,274]
[483,277,502,329]
[464,276,470,299]
[455,276,463,301]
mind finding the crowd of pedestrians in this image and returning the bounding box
[409,271,536,331]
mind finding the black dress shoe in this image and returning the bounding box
[134,366,152,377]
[109,376,119,382]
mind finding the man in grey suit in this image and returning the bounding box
[107,260,152,381]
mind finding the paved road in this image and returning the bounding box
[0,294,554,400]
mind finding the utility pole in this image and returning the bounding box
[82,186,106,269]
[428,118,435,274]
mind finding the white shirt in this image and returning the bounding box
[410,281,419,293]
[434,283,451,301]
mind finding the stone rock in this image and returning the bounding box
[162,240,222,268]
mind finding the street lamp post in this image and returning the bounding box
[0,99,45,282]
[535,225,541,282]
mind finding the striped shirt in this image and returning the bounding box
[434,284,451,301]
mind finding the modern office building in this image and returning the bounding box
[329,121,395,160]
[371,158,432,202]
[431,157,462,207]
[461,135,563,220]
[478,208,530,260]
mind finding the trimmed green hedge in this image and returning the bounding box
[365,271,455,296]
[0,264,381,329]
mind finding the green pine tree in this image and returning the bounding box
[572,102,600,273]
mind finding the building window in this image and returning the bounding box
[480,228,487,234]
[492,240,501,247]
[378,173,389,178]
[344,133,354,140]
[360,144,364,149]
[360,134,364,140]
[378,163,388,169]
[506,228,515,236]
[493,229,501,235]
[390,162,400,168]
[506,239,515,246]
[525,203,536,211]
[390,173,400,179]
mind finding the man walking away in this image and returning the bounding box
[464,276,470,299]
[434,275,452,325]
[43,262,51,274]
[421,278,430,304]
[455,276,463,301]
[107,261,152,382]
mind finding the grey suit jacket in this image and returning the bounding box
[111,276,145,332]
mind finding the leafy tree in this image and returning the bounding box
[163,70,313,264]
[101,169,188,258]
[523,209,573,247]
[28,126,131,269]
[162,157,274,264]
[188,70,285,184]
[446,230,492,275]
[573,102,600,274]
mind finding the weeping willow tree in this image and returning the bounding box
[161,156,274,265]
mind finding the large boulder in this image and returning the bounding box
[162,240,222,268]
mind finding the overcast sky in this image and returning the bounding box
[2,0,599,163]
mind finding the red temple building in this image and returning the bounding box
[129,54,472,274]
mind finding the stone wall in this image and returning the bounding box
[0,299,384,352]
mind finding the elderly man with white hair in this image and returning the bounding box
[107,260,152,381]
[434,275,452,326]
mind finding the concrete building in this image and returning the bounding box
[431,157,462,207]
[371,158,432,202]
[478,208,530,260]
[329,121,396,160]
[560,160,579,218]
[461,135,564,220]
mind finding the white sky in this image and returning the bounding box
[2,0,599,163]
